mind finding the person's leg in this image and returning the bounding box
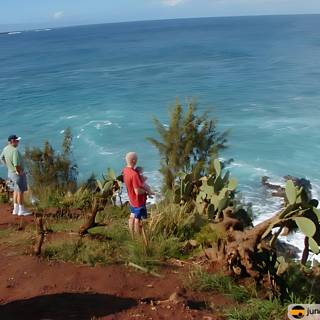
[134,206,147,235]
[13,191,18,204]
[16,191,23,205]
[17,174,31,216]
[12,190,18,215]
[9,172,19,215]
[134,218,141,235]
[128,213,135,238]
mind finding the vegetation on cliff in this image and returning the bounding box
[0,99,319,318]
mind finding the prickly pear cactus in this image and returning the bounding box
[174,159,238,220]
[262,179,320,255]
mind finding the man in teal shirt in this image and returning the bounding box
[0,135,31,216]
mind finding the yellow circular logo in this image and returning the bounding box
[290,305,306,319]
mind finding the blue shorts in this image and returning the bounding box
[8,171,28,193]
[130,205,147,220]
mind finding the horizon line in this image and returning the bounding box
[1,12,320,33]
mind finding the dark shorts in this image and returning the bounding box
[8,171,28,193]
[130,205,147,220]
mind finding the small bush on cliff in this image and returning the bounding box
[25,128,78,199]
[147,99,229,191]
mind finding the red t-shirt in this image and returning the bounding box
[123,167,146,208]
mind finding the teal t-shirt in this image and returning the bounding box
[0,145,24,173]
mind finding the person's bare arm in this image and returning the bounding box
[15,165,23,175]
[143,184,155,195]
[0,151,5,165]
[134,187,147,195]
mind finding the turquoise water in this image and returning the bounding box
[1,15,320,220]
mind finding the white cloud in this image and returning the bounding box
[161,0,186,7]
[53,11,64,20]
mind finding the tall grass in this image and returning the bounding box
[225,298,286,320]
[46,217,85,233]
[149,201,205,239]
[44,238,117,266]
[185,267,251,302]
[125,235,182,268]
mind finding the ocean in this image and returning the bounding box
[1,15,320,251]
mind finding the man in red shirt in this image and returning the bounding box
[123,152,148,236]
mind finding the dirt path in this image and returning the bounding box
[0,205,229,319]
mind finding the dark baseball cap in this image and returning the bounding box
[8,134,21,141]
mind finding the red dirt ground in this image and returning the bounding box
[0,204,232,320]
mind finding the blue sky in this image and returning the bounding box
[1,0,320,30]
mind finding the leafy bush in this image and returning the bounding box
[147,99,229,191]
[25,128,78,200]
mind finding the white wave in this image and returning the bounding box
[227,161,274,179]
[82,120,116,130]
[228,161,243,168]
[253,167,269,175]
[99,150,114,155]
[259,118,316,130]
[34,28,52,32]
[83,137,114,156]
[60,115,79,120]
[8,31,21,35]
[60,130,65,134]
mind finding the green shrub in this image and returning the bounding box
[147,99,229,191]
[195,223,227,247]
[25,128,78,200]
[283,262,320,302]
